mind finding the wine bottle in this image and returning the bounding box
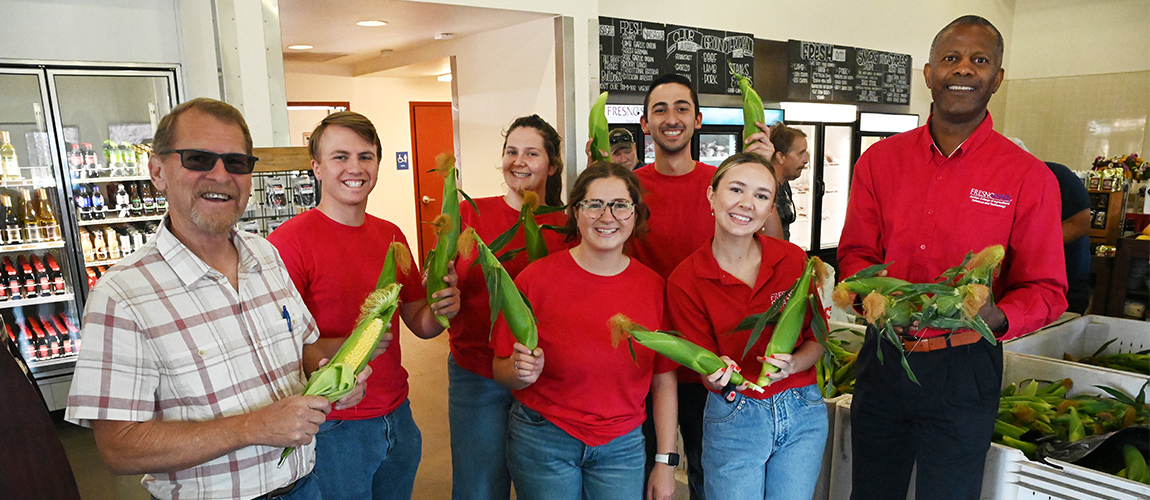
[2,195,21,245]
[20,189,38,243]
[1,131,21,180]
[36,188,59,241]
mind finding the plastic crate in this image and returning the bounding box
[1006,314,1148,374]
[813,394,851,500]
[823,351,1148,500]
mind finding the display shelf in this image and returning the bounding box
[78,213,164,226]
[0,178,39,189]
[25,354,78,370]
[84,258,119,268]
[0,240,65,253]
[0,292,75,310]
[71,174,150,184]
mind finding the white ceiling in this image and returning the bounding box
[277,0,553,76]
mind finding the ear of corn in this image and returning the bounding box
[376,241,412,289]
[609,314,764,393]
[519,191,550,262]
[753,258,820,386]
[278,282,403,466]
[461,228,539,350]
[589,91,610,162]
[425,153,462,328]
[1123,445,1150,484]
[729,63,764,144]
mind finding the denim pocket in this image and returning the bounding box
[794,384,825,407]
[702,391,741,423]
[316,418,344,436]
[510,401,548,426]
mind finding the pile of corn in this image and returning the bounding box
[994,378,1150,484]
[816,329,861,398]
[832,245,1005,384]
[1064,339,1150,375]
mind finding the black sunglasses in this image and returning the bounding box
[159,149,259,175]
[609,132,633,145]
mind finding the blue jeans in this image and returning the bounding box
[448,355,514,500]
[702,384,828,500]
[506,401,645,500]
[312,400,422,500]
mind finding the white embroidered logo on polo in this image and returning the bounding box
[969,188,1012,208]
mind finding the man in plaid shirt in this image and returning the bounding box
[66,98,368,500]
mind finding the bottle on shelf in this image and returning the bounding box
[76,185,91,221]
[2,195,21,245]
[36,188,60,241]
[45,253,65,295]
[3,257,20,300]
[1,131,22,181]
[92,227,107,261]
[103,141,120,177]
[141,182,156,214]
[48,315,72,354]
[120,143,136,176]
[128,182,143,216]
[20,189,38,244]
[91,184,107,220]
[105,226,120,261]
[155,185,167,212]
[115,183,130,218]
[22,323,38,360]
[30,255,50,297]
[69,143,85,179]
[82,143,99,179]
[17,255,37,299]
[117,228,133,258]
[79,228,94,261]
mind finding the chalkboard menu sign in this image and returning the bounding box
[786,39,911,105]
[599,17,753,95]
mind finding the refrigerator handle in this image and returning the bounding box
[815,178,826,198]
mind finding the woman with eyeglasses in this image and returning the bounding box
[492,162,678,500]
[448,115,569,500]
[666,153,827,500]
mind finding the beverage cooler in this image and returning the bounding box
[854,112,920,163]
[779,103,859,262]
[0,61,179,410]
[695,107,784,167]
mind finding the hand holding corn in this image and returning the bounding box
[742,122,775,159]
[703,356,748,402]
[509,342,545,387]
[759,353,798,382]
[424,260,462,324]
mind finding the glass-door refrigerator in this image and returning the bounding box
[780,102,859,263]
[0,62,179,410]
[854,112,920,163]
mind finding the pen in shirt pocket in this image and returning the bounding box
[282,305,293,334]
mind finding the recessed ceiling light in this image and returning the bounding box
[434,33,454,40]
[437,74,452,82]
[356,20,388,27]
[287,44,313,50]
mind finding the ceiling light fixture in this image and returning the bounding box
[287,44,313,50]
[356,20,388,27]
[437,74,453,82]
[434,33,454,40]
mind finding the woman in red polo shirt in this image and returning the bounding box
[492,162,678,500]
[666,152,827,500]
[448,115,568,500]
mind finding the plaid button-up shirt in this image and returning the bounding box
[66,219,319,500]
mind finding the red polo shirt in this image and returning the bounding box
[491,251,673,446]
[838,114,1067,340]
[452,195,569,378]
[666,233,817,399]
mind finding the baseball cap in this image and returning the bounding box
[609,128,634,152]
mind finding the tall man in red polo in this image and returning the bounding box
[838,15,1067,500]
[631,73,773,500]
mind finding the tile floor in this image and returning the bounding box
[55,331,688,499]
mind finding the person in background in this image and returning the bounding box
[268,111,461,500]
[609,128,640,170]
[1045,161,1092,314]
[761,124,808,241]
[493,162,677,500]
[668,152,827,500]
[448,114,568,500]
[631,73,775,500]
[838,16,1067,500]
[67,98,369,500]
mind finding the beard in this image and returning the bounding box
[188,185,245,235]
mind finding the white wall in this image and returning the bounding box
[284,70,452,246]
[1008,0,1150,79]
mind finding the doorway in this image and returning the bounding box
[409,101,455,262]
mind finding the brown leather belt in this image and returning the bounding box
[901,330,983,353]
[250,479,297,500]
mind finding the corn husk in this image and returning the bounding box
[609,314,763,393]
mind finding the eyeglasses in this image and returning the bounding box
[577,199,635,220]
[609,132,634,145]
[159,149,259,175]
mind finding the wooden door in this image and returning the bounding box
[410,102,455,263]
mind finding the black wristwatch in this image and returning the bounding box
[655,453,680,467]
[992,316,1009,336]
